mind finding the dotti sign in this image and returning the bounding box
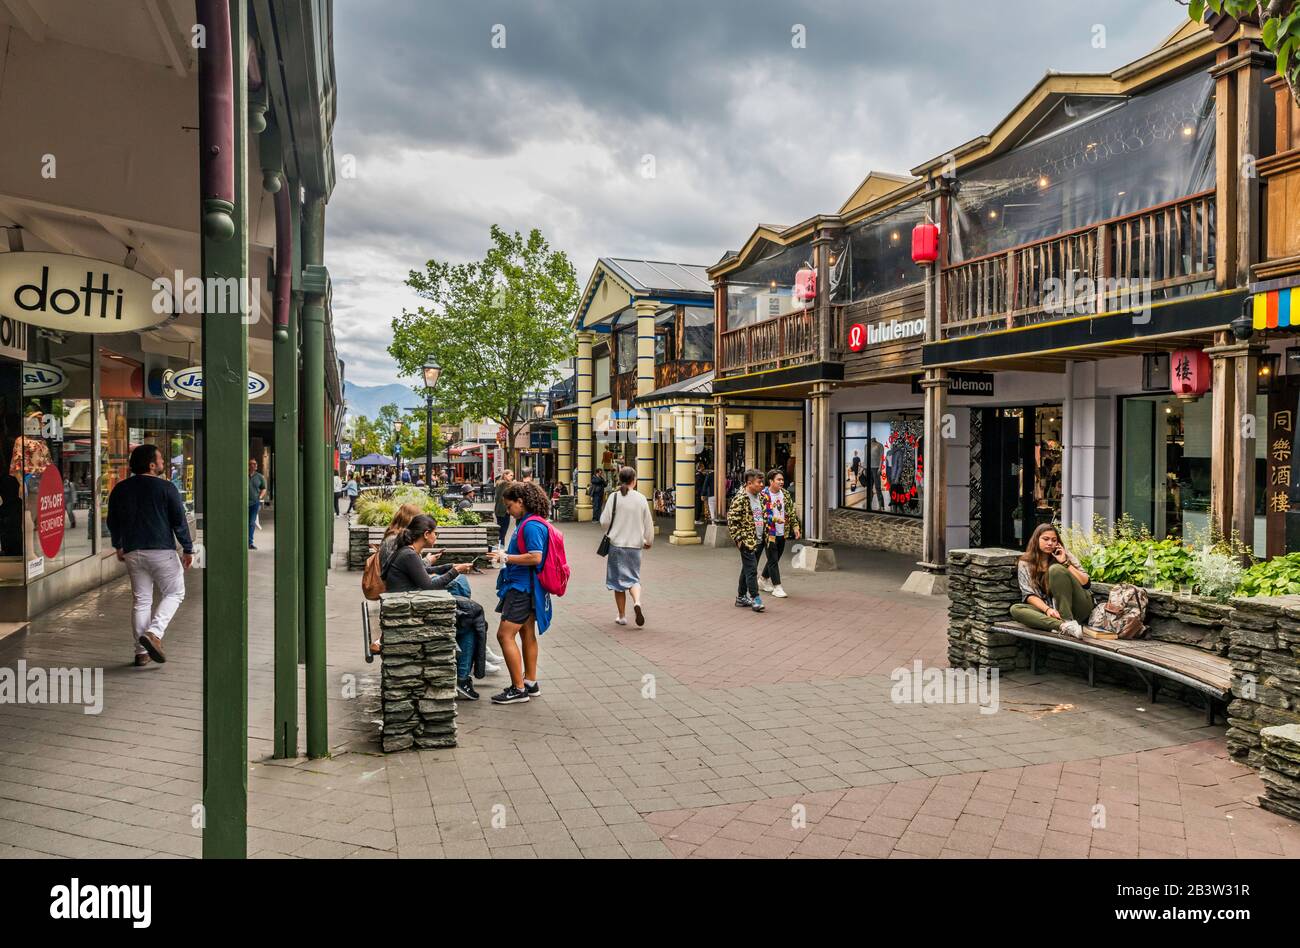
[0,252,166,333]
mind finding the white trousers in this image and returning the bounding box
[124,549,186,652]
[706,496,717,521]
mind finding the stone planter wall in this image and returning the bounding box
[946,549,1300,821]
[1220,595,1300,768]
[553,494,576,522]
[946,550,1231,707]
[828,508,923,557]
[378,591,459,753]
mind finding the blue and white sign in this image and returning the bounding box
[22,362,68,396]
[171,365,270,400]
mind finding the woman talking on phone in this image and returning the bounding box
[1009,523,1094,638]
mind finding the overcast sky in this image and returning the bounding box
[327,0,1189,389]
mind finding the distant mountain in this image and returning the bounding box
[344,381,420,421]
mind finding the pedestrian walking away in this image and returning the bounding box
[758,468,801,599]
[588,467,607,520]
[345,474,359,513]
[726,467,767,613]
[107,443,194,665]
[1010,523,1095,638]
[333,472,343,516]
[488,481,555,704]
[494,469,514,547]
[248,458,266,549]
[599,466,654,627]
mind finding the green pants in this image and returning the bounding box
[1008,563,1093,632]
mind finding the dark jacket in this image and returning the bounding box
[107,474,193,554]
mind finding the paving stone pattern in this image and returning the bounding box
[0,519,1297,859]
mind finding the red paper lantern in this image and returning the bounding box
[794,267,817,302]
[1170,349,1211,399]
[911,222,940,265]
[847,323,867,352]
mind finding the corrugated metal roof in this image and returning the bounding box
[602,258,712,296]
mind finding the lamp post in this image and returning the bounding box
[423,362,441,494]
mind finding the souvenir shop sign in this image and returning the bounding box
[1267,383,1300,558]
[0,252,166,333]
[910,372,994,397]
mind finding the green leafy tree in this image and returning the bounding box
[350,404,446,463]
[1186,1,1300,103]
[389,225,578,460]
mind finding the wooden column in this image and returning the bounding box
[920,370,949,572]
[1213,47,1239,290]
[714,398,726,522]
[1207,333,1238,540]
[556,419,573,488]
[671,407,702,545]
[1233,344,1263,553]
[575,331,594,521]
[634,300,657,500]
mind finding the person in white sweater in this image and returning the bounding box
[599,466,655,626]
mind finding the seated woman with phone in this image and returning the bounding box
[380,503,473,597]
[1010,523,1094,639]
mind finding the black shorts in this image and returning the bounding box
[496,587,535,625]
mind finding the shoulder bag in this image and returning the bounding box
[597,492,619,557]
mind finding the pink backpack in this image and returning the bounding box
[514,516,570,597]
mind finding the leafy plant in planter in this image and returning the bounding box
[1237,553,1300,597]
[1085,537,1193,588]
[1189,547,1245,601]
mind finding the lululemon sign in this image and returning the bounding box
[847,323,867,352]
[0,252,166,333]
[37,465,65,559]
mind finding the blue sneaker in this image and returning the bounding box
[751,596,765,613]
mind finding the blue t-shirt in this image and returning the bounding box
[504,518,548,593]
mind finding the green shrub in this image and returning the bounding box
[1084,537,1192,588]
[1237,553,1300,597]
[457,509,482,525]
[355,497,397,526]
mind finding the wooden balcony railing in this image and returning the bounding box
[718,308,817,377]
[941,192,1216,339]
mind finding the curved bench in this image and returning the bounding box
[993,620,1232,725]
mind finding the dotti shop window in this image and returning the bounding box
[840,411,923,518]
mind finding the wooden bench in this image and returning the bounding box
[348,523,496,569]
[992,620,1232,725]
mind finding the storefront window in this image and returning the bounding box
[0,361,24,584]
[593,349,610,400]
[840,411,923,517]
[19,333,95,577]
[682,307,714,362]
[1120,392,1266,555]
[950,71,1216,263]
[833,203,928,304]
[725,238,813,330]
[615,328,636,374]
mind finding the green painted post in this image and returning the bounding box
[200,0,249,859]
[272,172,300,759]
[302,195,329,759]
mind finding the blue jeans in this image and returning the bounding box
[456,623,474,679]
[248,500,260,547]
[447,575,472,598]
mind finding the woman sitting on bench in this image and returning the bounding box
[1010,524,1094,639]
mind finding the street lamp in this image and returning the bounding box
[422,361,441,494]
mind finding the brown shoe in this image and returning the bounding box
[139,632,166,664]
[134,653,151,667]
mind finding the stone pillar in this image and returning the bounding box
[671,406,702,545]
[635,299,657,501]
[904,371,949,596]
[795,381,836,572]
[1067,361,1111,532]
[575,330,594,521]
[378,591,459,752]
[556,419,573,489]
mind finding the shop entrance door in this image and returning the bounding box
[978,406,1064,549]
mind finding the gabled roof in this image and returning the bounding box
[574,256,713,331]
[910,17,1220,178]
[838,171,916,216]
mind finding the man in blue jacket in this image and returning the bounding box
[107,444,194,666]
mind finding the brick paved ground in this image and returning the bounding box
[0,516,1297,859]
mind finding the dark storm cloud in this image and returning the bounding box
[328,0,1191,386]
